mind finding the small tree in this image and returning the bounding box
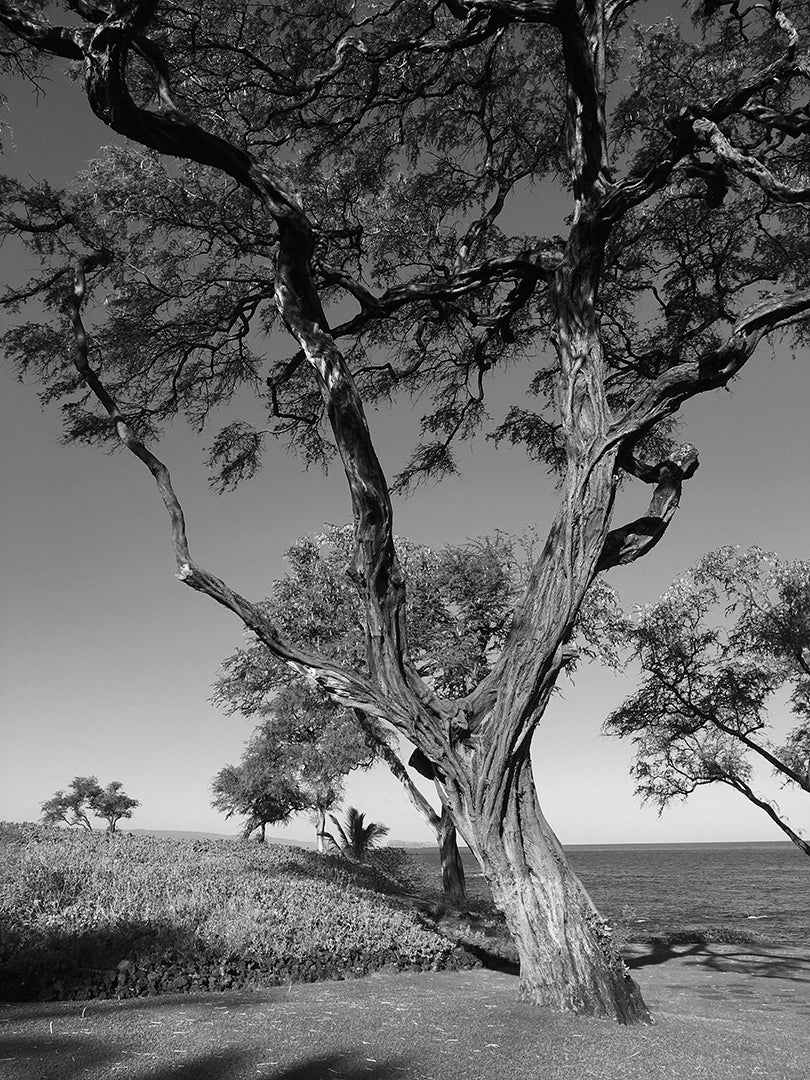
[211,758,304,842]
[41,776,139,833]
[606,547,810,856]
[88,780,140,834]
[212,680,376,842]
[323,806,390,862]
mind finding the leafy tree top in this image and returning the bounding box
[40,775,139,833]
[2,1,809,490]
[607,546,810,811]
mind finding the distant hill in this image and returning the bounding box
[127,828,316,847]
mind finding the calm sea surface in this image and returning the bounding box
[408,842,808,946]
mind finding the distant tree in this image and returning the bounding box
[323,806,390,862]
[255,681,378,850]
[211,755,304,842]
[88,780,141,834]
[607,548,810,856]
[212,680,375,843]
[41,776,139,834]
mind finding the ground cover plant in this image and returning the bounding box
[0,824,476,1003]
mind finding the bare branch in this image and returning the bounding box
[694,118,810,204]
[597,444,700,571]
[725,774,810,856]
[67,253,399,722]
[615,287,810,437]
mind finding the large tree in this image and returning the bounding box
[2,0,809,1022]
[606,546,810,855]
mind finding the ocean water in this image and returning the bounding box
[407,842,808,946]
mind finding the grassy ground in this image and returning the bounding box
[3,824,808,1078]
[2,943,809,1080]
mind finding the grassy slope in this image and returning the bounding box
[0,824,474,1002]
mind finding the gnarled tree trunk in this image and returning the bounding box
[463,755,648,1022]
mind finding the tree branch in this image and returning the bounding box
[0,0,444,718]
[597,443,699,571]
[725,775,810,856]
[66,253,403,723]
[601,7,805,226]
[0,1,88,58]
[694,118,810,204]
[614,287,810,437]
[353,709,441,829]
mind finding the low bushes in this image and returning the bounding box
[0,823,478,1002]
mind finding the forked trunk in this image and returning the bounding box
[470,756,650,1024]
[436,806,467,908]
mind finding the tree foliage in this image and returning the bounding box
[212,680,376,840]
[606,547,810,855]
[41,775,139,834]
[3,0,810,1022]
[214,524,529,713]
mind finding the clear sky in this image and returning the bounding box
[1,30,808,848]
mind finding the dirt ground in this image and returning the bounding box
[2,943,809,1080]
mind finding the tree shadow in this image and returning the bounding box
[626,940,810,984]
[112,1050,407,1080]
[626,938,704,969]
[0,1036,405,1080]
[0,1034,118,1079]
[455,941,519,976]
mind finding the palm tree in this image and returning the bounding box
[322,806,389,861]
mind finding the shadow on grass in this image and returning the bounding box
[0,1035,405,1080]
[626,940,810,984]
[455,942,519,976]
[270,855,409,900]
[0,1033,118,1079]
[113,1050,407,1080]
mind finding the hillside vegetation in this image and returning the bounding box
[0,824,478,1002]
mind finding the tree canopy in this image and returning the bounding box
[41,775,140,834]
[212,678,377,843]
[2,0,809,1022]
[607,546,810,855]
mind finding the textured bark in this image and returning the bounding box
[315,807,327,853]
[436,807,467,908]
[466,756,649,1021]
